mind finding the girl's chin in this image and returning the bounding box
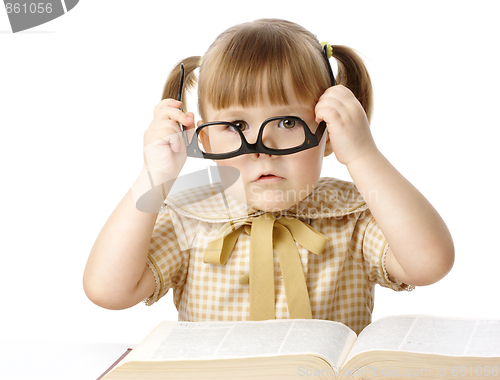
[224,180,314,212]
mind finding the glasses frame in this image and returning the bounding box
[178,44,336,160]
[189,116,326,160]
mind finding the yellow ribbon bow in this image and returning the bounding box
[203,213,328,320]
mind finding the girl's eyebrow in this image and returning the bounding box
[214,105,313,121]
[213,110,246,120]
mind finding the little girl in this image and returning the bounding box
[83,19,454,335]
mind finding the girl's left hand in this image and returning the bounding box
[315,85,377,166]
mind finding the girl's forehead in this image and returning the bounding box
[198,58,328,121]
[200,74,317,121]
[204,102,316,122]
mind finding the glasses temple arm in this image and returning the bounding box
[176,63,190,146]
[323,44,336,87]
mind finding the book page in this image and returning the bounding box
[128,319,356,368]
[464,319,500,356]
[278,320,356,368]
[345,315,500,362]
[152,323,233,359]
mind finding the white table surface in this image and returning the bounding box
[0,337,135,380]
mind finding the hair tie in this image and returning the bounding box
[199,54,205,66]
[320,42,333,59]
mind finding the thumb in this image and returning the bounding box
[183,112,196,129]
[181,113,197,144]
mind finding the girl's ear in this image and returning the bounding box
[323,134,334,157]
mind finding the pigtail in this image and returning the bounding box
[332,45,373,122]
[161,56,201,112]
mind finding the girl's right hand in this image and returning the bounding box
[143,99,195,182]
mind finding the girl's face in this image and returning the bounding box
[201,95,329,212]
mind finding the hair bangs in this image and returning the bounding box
[198,20,331,119]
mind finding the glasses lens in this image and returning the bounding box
[262,117,306,150]
[197,123,243,155]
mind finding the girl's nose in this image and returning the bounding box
[252,152,273,159]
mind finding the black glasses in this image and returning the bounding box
[178,44,336,160]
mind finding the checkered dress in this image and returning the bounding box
[145,177,413,334]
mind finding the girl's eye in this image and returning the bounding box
[230,121,249,132]
[279,118,296,129]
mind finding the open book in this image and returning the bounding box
[100,315,500,380]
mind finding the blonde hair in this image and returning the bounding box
[162,19,373,122]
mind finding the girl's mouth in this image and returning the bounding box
[254,174,284,183]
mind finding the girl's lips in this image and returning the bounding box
[254,174,284,183]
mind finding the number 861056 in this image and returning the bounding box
[5,3,53,14]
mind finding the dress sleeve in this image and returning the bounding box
[143,207,189,305]
[356,209,414,292]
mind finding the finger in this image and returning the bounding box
[319,85,355,107]
[165,131,189,154]
[151,122,183,138]
[154,99,182,118]
[337,84,358,102]
[323,84,357,100]
[145,122,180,147]
[155,115,195,145]
[167,131,182,153]
[324,88,367,123]
[182,112,196,129]
[316,87,362,125]
[145,129,186,155]
[155,106,194,126]
[315,98,347,124]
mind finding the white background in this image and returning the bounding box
[1,0,499,346]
